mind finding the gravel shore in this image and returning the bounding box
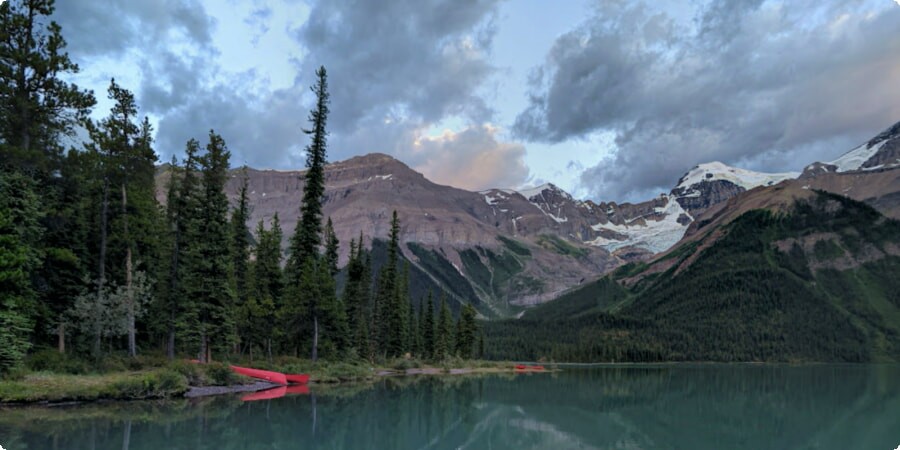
[184,382,281,398]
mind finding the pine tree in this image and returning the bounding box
[164,141,201,358]
[456,303,478,359]
[377,211,407,358]
[182,130,235,362]
[0,0,96,173]
[0,172,41,373]
[422,291,435,360]
[435,293,453,361]
[287,66,330,279]
[84,80,159,357]
[231,168,252,350]
[323,217,339,277]
[249,215,283,361]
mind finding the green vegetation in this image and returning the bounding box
[0,370,188,403]
[537,234,589,258]
[486,192,900,363]
[406,242,480,309]
[498,235,532,256]
[0,2,483,397]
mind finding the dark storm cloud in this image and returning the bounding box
[52,0,512,180]
[54,0,215,58]
[296,0,501,136]
[53,0,306,167]
[290,0,527,188]
[514,0,900,202]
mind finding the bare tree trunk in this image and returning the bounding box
[167,226,180,360]
[95,176,109,358]
[312,316,319,362]
[57,319,65,354]
[123,184,136,357]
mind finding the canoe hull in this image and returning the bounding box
[285,373,310,385]
[230,365,288,385]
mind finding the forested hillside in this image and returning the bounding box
[0,1,479,375]
[485,190,900,362]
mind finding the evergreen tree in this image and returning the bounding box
[356,236,373,359]
[477,331,485,359]
[323,217,339,277]
[287,66,330,279]
[84,80,159,357]
[422,291,435,359]
[0,0,95,173]
[246,216,282,361]
[435,293,453,361]
[409,300,421,357]
[0,0,93,359]
[164,142,201,358]
[376,211,407,357]
[0,172,41,373]
[181,131,235,362]
[231,169,252,350]
[456,303,478,359]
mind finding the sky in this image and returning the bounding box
[49,0,900,203]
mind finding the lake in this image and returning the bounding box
[1,364,898,449]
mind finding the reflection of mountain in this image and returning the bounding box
[2,366,899,449]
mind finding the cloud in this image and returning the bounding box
[52,0,311,166]
[515,0,900,201]
[407,124,529,191]
[52,0,518,190]
[295,0,501,135]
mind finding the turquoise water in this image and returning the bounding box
[1,365,898,449]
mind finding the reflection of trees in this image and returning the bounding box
[1,366,898,449]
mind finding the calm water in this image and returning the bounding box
[1,365,899,449]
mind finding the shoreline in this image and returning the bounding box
[0,364,548,405]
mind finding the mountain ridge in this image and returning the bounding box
[155,120,900,317]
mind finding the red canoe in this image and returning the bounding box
[515,364,545,371]
[285,384,310,395]
[241,386,287,402]
[230,365,288,385]
[285,373,310,385]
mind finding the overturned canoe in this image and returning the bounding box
[285,373,310,385]
[230,365,288,385]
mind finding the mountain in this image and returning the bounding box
[483,121,900,361]
[158,154,626,317]
[485,188,900,362]
[156,120,900,320]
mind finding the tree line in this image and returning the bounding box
[0,0,480,374]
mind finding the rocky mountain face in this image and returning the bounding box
[155,120,900,317]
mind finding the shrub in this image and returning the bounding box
[204,362,238,386]
[169,360,207,386]
[110,369,188,399]
[25,349,91,375]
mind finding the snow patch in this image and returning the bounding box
[587,196,691,253]
[518,183,554,199]
[828,140,887,172]
[676,162,798,192]
[367,174,394,181]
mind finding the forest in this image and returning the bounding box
[0,0,481,376]
[484,192,900,363]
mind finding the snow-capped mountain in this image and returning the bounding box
[803,121,900,175]
[511,120,900,255]
[154,120,900,314]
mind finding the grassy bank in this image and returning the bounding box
[0,370,188,403]
[0,351,523,404]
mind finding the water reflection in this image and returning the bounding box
[1,365,898,449]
